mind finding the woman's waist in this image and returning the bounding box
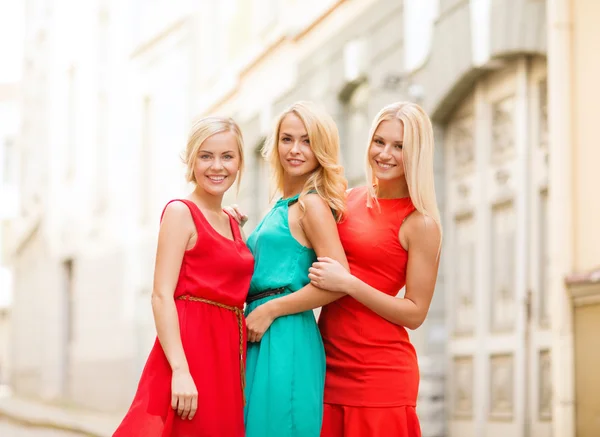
[320,299,411,338]
[174,289,245,309]
[245,287,294,312]
[324,374,419,407]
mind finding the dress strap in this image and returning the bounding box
[160,199,205,230]
[285,193,301,207]
[287,189,319,207]
[224,210,243,241]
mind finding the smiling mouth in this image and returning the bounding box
[206,175,227,183]
[375,160,396,169]
[287,159,305,166]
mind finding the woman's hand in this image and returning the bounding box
[171,368,198,420]
[308,257,353,293]
[223,204,248,227]
[246,302,276,342]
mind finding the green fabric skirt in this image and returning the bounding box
[244,292,326,437]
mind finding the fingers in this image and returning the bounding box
[189,395,198,420]
[229,204,248,226]
[176,394,185,417]
[247,326,264,343]
[317,256,333,263]
[179,392,197,420]
[182,395,192,420]
[173,391,197,420]
[233,206,248,223]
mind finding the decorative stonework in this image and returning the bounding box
[491,96,515,163]
[450,116,475,175]
[453,356,474,418]
[491,202,516,332]
[538,191,550,326]
[490,354,514,420]
[539,78,548,149]
[454,214,475,335]
[538,350,552,420]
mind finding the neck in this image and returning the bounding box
[190,187,224,213]
[282,174,309,199]
[376,177,410,199]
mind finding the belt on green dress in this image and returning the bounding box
[245,287,287,304]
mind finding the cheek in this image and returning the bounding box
[394,150,404,166]
[304,146,317,163]
[278,141,288,156]
[368,147,377,160]
[193,159,208,174]
[225,160,241,173]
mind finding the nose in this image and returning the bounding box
[290,140,302,155]
[211,157,224,170]
[378,145,393,160]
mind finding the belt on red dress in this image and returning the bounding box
[245,287,287,304]
[176,295,246,405]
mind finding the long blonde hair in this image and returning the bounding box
[183,116,244,191]
[366,102,442,238]
[262,101,347,221]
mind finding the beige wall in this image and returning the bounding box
[573,0,600,272]
[569,2,600,436]
[573,298,600,437]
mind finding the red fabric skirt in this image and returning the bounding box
[112,299,245,437]
[321,403,421,437]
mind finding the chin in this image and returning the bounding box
[285,166,314,179]
[373,171,405,181]
[201,182,235,196]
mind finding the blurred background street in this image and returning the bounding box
[0,419,86,437]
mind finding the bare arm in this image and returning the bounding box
[151,201,198,419]
[245,194,348,341]
[310,213,441,329]
[271,194,348,316]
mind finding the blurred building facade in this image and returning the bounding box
[0,2,24,390]
[4,1,600,437]
[0,81,20,388]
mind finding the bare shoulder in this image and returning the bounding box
[403,211,441,250]
[302,193,332,219]
[161,201,195,229]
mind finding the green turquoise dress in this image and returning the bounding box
[244,194,326,437]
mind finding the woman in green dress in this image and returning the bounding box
[243,101,348,437]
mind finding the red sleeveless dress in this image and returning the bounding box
[319,187,421,437]
[113,199,254,437]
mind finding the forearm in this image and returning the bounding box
[151,293,189,371]
[347,276,424,329]
[268,284,344,318]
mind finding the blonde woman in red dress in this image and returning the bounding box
[113,116,254,437]
[310,102,442,437]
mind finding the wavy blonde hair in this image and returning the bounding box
[183,116,244,191]
[262,101,347,221]
[366,102,442,239]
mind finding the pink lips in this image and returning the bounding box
[287,159,305,167]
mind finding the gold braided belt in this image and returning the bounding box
[176,295,246,405]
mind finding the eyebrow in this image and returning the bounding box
[374,135,403,144]
[199,150,236,154]
[281,132,309,139]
